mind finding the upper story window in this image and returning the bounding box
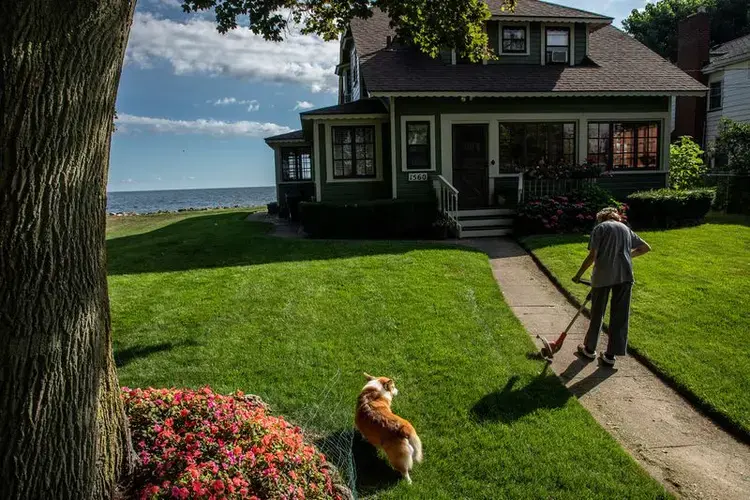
[546,28,570,64]
[332,126,376,179]
[502,26,527,54]
[281,147,312,181]
[709,81,722,111]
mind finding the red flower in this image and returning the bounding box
[213,479,225,493]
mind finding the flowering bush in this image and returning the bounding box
[516,185,624,234]
[123,387,343,500]
[523,161,603,180]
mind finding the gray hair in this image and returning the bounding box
[596,207,622,223]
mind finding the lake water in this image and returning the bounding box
[107,187,276,214]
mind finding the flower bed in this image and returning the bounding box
[123,387,344,500]
[516,185,624,234]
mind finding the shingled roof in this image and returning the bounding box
[264,130,305,143]
[351,8,705,96]
[703,33,750,73]
[300,99,388,117]
[486,0,611,21]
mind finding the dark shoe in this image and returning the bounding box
[600,353,616,366]
[577,344,596,360]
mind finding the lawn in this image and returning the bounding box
[108,210,667,499]
[522,214,750,437]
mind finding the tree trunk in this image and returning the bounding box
[0,1,137,498]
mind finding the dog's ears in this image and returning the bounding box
[363,372,375,381]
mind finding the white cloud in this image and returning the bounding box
[294,101,315,110]
[115,113,292,138]
[147,0,183,10]
[126,12,339,93]
[212,97,260,111]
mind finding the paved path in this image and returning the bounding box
[464,237,750,500]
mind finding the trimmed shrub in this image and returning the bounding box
[669,136,706,190]
[300,199,437,239]
[625,188,714,228]
[516,184,623,234]
[267,202,280,216]
[123,387,343,500]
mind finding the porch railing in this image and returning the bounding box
[521,177,598,202]
[433,175,461,233]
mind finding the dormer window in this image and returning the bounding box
[546,28,570,64]
[502,26,527,54]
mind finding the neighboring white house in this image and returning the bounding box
[703,34,750,145]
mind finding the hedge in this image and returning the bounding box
[300,199,438,239]
[625,188,714,228]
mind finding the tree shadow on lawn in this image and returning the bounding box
[107,212,483,276]
[315,429,401,497]
[114,339,201,368]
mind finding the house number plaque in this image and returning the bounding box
[408,173,428,182]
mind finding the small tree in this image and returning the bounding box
[669,136,706,189]
[712,118,750,174]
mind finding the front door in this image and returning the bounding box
[452,124,489,209]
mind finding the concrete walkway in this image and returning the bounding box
[465,237,750,500]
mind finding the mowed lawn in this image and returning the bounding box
[523,214,750,436]
[108,210,667,499]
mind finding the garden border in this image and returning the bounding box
[517,238,750,446]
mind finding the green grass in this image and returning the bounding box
[108,210,667,499]
[522,214,750,436]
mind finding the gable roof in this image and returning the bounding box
[299,98,388,118]
[264,130,305,143]
[352,10,705,96]
[703,33,750,73]
[486,0,611,22]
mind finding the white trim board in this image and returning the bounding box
[370,91,706,98]
[313,123,322,201]
[390,97,398,198]
[400,115,437,172]
[324,120,384,184]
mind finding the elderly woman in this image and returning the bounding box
[573,207,651,366]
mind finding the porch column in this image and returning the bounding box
[577,117,588,165]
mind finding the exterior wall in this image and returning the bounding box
[574,23,586,65]
[705,61,750,146]
[394,96,670,204]
[271,142,315,211]
[317,122,392,204]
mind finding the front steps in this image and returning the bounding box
[457,208,515,238]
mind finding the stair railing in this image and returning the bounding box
[433,175,461,235]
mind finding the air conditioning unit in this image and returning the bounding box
[550,48,568,63]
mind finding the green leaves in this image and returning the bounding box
[669,136,706,190]
[712,118,750,175]
[181,0,517,62]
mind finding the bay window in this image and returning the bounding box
[587,122,660,170]
[281,147,312,181]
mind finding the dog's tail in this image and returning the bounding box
[408,431,423,463]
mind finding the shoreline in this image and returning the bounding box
[108,205,264,217]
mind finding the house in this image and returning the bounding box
[703,33,750,146]
[265,0,705,237]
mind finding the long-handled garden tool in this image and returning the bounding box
[537,279,591,362]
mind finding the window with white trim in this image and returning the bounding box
[587,122,660,170]
[332,126,376,178]
[405,121,431,170]
[502,26,527,54]
[546,28,569,64]
[498,122,576,172]
[709,81,722,110]
[281,147,312,181]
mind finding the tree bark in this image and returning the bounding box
[0,1,137,498]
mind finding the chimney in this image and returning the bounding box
[673,10,710,145]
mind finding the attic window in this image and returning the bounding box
[502,26,527,54]
[546,28,569,64]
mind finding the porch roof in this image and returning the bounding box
[300,99,388,118]
[264,130,305,144]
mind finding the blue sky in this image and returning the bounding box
[109,0,648,192]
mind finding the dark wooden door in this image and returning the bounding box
[452,124,489,209]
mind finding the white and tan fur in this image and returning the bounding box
[354,373,423,483]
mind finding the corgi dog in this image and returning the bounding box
[354,373,423,483]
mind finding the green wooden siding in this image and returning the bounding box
[319,122,392,204]
[575,23,586,65]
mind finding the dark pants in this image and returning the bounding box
[584,283,633,357]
